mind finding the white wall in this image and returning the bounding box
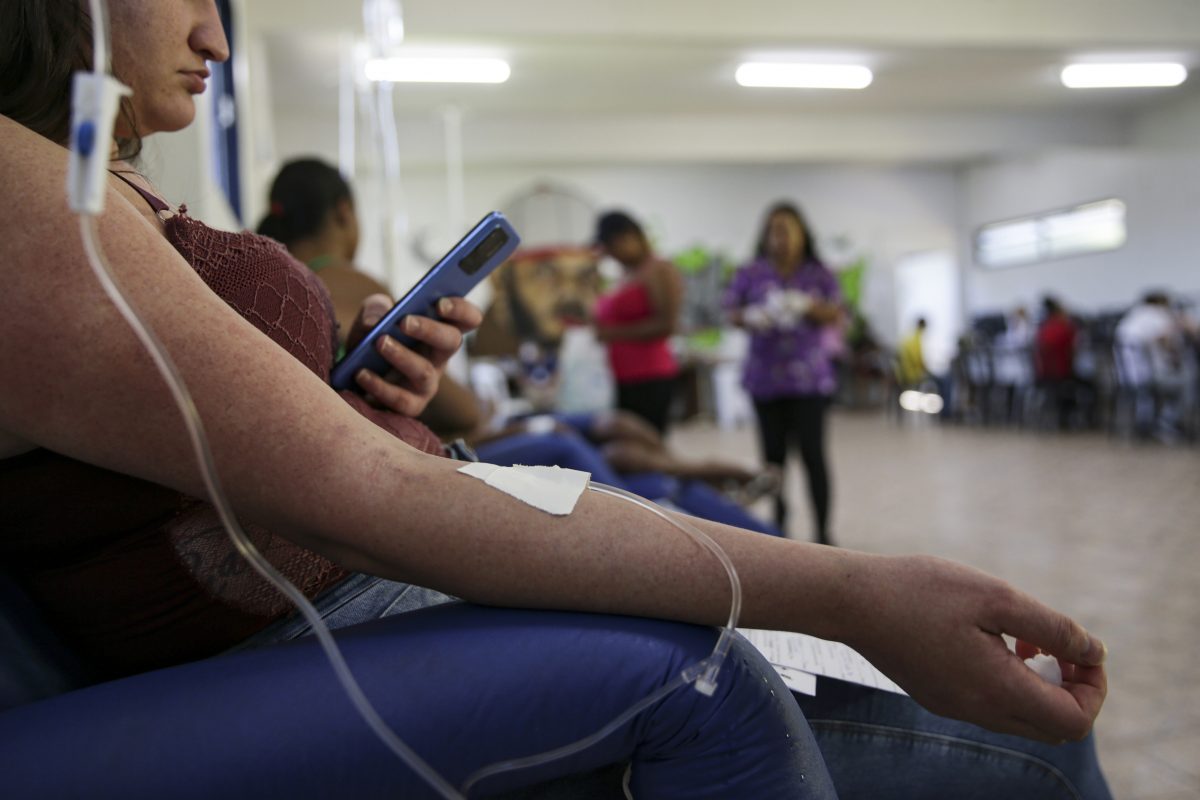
[1132,85,1200,151]
[270,108,1131,170]
[960,148,1200,316]
[895,251,960,373]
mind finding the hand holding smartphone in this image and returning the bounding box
[330,212,520,392]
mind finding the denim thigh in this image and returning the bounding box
[797,678,1112,800]
[230,572,456,649]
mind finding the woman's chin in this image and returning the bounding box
[158,105,198,135]
[133,101,199,139]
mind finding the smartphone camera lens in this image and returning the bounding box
[461,228,510,274]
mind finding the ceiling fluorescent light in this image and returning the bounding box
[736,62,873,90]
[1061,62,1187,89]
[365,57,510,84]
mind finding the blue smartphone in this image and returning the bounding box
[330,211,520,392]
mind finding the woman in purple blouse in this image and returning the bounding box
[724,203,843,545]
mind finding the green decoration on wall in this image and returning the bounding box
[836,257,867,312]
[674,245,713,274]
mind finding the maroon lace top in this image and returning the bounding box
[0,199,446,679]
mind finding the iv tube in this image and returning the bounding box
[72,3,742,796]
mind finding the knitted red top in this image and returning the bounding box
[0,204,446,680]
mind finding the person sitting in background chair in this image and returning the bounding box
[257,158,386,345]
[995,306,1035,425]
[1115,291,1192,441]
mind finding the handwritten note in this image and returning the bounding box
[739,628,907,696]
[772,664,819,696]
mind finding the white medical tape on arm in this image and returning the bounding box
[458,463,592,516]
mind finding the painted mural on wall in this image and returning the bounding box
[470,246,604,357]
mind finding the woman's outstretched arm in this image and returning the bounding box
[0,117,1103,744]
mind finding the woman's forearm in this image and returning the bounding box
[298,445,868,641]
[272,439,1109,745]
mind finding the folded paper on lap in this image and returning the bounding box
[740,628,907,696]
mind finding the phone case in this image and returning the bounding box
[330,211,520,392]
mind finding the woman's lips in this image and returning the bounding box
[181,70,210,94]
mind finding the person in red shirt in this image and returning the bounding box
[592,211,685,434]
[1035,296,1078,429]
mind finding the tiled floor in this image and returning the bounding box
[671,411,1200,800]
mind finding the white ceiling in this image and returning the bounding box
[243,0,1200,166]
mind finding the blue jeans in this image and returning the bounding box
[233,572,457,646]
[798,678,1112,800]
[240,574,1110,798]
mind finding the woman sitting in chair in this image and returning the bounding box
[0,2,1108,797]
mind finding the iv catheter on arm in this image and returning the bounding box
[67,2,743,796]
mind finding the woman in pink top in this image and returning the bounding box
[592,211,684,434]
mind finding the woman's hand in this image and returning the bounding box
[844,555,1107,743]
[345,294,482,417]
[740,305,775,332]
[803,299,843,326]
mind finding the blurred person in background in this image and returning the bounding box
[1117,292,1175,343]
[257,158,383,340]
[1116,291,1193,440]
[897,317,954,420]
[257,158,488,425]
[897,317,930,389]
[1035,296,1078,431]
[995,306,1035,423]
[592,211,685,435]
[1116,291,1188,377]
[724,202,843,545]
[1005,306,1034,347]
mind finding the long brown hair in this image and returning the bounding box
[1,0,141,158]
